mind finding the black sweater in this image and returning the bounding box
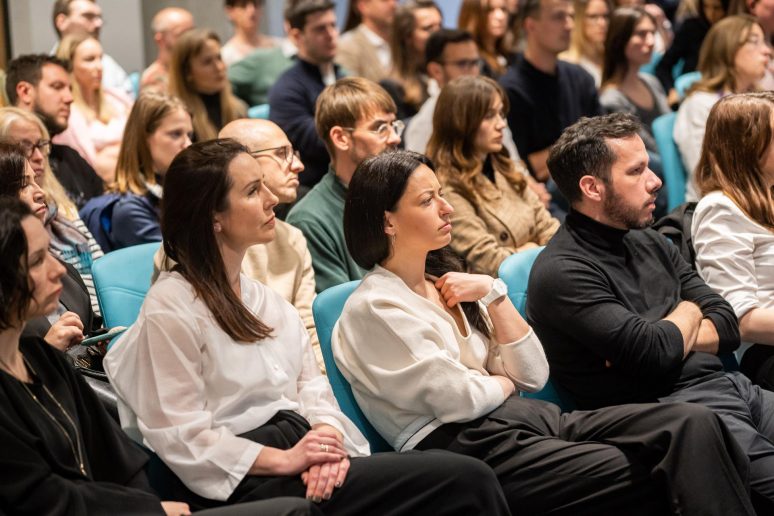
[527,210,738,409]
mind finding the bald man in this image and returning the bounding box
[141,7,195,93]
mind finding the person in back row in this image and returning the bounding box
[527,112,774,511]
[141,7,195,94]
[337,0,397,83]
[6,54,104,208]
[104,138,510,514]
[333,149,756,516]
[287,77,401,293]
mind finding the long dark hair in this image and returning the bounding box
[345,150,491,338]
[601,7,655,86]
[0,141,30,198]
[0,197,34,330]
[161,139,273,343]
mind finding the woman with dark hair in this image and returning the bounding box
[458,0,513,78]
[692,92,774,390]
[380,0,443,119]
[600,7,670,153]
[428,76,558,277]
[332,149,759,516]
[0,196,317,515]
[655,0,729,100]
[104,139,510,513]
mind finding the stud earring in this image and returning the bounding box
[214,222,222,233]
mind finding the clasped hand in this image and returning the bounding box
[435,272,494,307]
[291,424,350,503]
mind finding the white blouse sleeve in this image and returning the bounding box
[294,321,370,456]
[692,196,761,319]
[335,298,507,423]
[107,312,262,501]
[486,327,549,393]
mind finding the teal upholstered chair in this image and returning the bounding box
[674,71,701,99]
[498,247,576,412]
[313,281,393,452]
[247,104,270,119]
[92,242,160,329]
[652,113,687,211]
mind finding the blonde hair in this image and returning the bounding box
[565,0,611,63]
[168,28,244,141]
[696,92,774,229]
[690,14,761,95]
[428,76,526,203]
[0,107,78,219]
[55,32,114,124]
[314,77,397,157]
[112,92,190,195]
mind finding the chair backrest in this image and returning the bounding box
[498,247,576,411]
[247,103,270,119]
[652,112,687,212]
[92,242,161,328]
[674,71,701,99]
[313,281,393,452]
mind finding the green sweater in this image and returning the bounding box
[228,47,293,106]
[287,169,365,292]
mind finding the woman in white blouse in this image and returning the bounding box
[104,139,509,514]
[334,150,758,516]
[692,92,774,390]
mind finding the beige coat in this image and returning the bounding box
[442,170,560,277]
[153,219,324,373]
[335,25,391,83]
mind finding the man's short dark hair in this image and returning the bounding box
[52,0,96,36]
[425,29,474,65]
[225,0,264,7]
[521,0,542,24]
[285,0,335,30]
[547,112,642,203]
[5,54,71,106]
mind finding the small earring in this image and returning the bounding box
[390,233,396,245]
[214,222,222,233]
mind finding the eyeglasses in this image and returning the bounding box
[250,144,301,164]
[18,139,51,158]
[440,58,483,71]
[342,119,405,141]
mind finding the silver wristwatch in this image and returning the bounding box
[481,278,508,307]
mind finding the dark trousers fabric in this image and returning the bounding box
[661,371,774,510]
[172,411,510,516]
[198,498,322,515]
[416,395,755,516]
[740,344,774,392]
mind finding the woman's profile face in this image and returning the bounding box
[72,37,103,93]
[19,161,48,222]
[474,92,507,157]
[410,7,442,54]
[187,38,227,95]
[624,16,656,67]
[22,215,65,319]
[733,24,772,90]
[147,108,193,175]
[214,152,278,251]
[583,0,610,47]
[384,164,454,256]
[9,119,47,188]
[486,0,509,40]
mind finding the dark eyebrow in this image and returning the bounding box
[243,179,262,191]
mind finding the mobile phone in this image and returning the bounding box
[80,326,127,346]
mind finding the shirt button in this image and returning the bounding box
[499,231,508,241]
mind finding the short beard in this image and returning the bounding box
[36,110,67,137]
[602,184,654,230]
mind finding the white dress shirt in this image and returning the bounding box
[332,266,549,452]
[105,271,369,501]
[692,191,774,357]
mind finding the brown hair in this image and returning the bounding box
[428,76,526,204]
[52,0,95,36]
[690,14,761,95]
[566,0,611,65]
[55,32,114,124]
[601,6,654,86]
[389,0,441,110]
[315,77,397,157]
[0,197,35,330]
[168,28,244,141]
[112,92,190,195]
[696,92,774,229]
[161,138,273,342]
[458,0,512,76]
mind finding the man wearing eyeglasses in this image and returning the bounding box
[287,77,401,293]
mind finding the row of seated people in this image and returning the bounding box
[3,100,774,512]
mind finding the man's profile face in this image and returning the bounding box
[599,135,661,230]
[248,127,304,204]
[299,9,339,64]
[346,108,401,166]
[32,64,73,136]
[438,41,481,85]
[60,0,103,38]
[528,0,574,55]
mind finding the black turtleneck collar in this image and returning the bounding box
[565,209,630,253]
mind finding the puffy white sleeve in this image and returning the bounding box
[692,195,760,319]
[486,327,549,393]
[334,297,507,423]
[105,312,261,501]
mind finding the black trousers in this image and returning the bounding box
[170,410,510,516]
[740,344,774,392]
[197,498,322,515]
[416,395,755,516]
[661,371,774,511]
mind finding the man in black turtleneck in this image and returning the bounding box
[527,112,774,510]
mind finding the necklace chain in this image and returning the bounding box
[19,355,87,476]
